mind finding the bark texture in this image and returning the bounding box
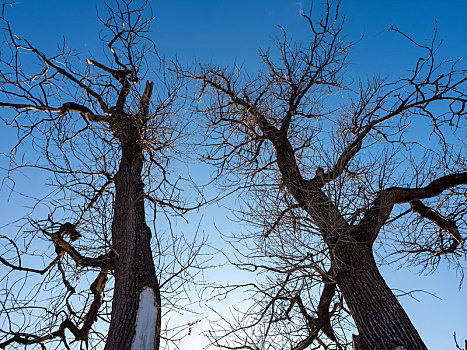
[105,108,161,349]
[331,236,427,350]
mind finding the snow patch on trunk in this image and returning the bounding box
[131,286,158,350]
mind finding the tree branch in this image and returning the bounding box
[36,225,116,269]
[358,172,467,243]
[0,269,108,347]
[410,200,462,253]
[0,101,108,123]
[23,40,112,115]
[86,58,134,84]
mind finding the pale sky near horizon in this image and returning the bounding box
[1,1,466,349]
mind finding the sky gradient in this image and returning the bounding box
[1,1,466,349]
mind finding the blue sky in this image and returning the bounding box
[1,1,467,349]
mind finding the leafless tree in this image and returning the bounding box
[179,2,467,349]
[0,1,203,349]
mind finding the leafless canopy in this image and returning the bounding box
[0,1,203,349]
[177,2,467,349]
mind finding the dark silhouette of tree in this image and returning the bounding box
[179,2,467,349]
[0,1,202,349]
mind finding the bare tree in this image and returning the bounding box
[0,1,203,349]
[180,2,467,349]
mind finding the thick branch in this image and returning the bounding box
[410,200,462,253]
[0,101,108,123]
[46,229,115,269]
[393,172,467,203]
[312,139,362,187]
[358,172,467,243]
[138,80,154,119]
[81,269,109,335]
[86,58,133,84]
[291,280,337,350]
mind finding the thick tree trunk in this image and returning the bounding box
[331,238,427,350]
[105,143,161,350]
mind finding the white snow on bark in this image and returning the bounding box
[131,286,158,350]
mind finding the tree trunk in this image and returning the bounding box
[331,237,427,350]
[105,143,161,350]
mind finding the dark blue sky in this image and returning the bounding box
[2,1,467,348]
[8,1,467,71]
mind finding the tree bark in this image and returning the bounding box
[331,236,427,350]
[271,137,427,349]
[105,140,161,350]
